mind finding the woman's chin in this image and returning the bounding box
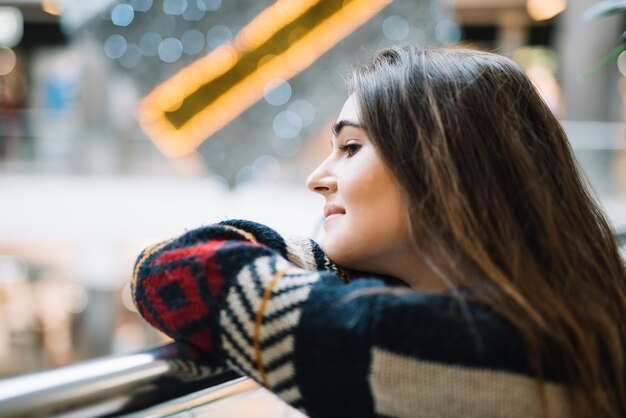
[320,241,345,264]
[320,242,364,271]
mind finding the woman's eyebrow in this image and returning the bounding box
[332,120,362,136]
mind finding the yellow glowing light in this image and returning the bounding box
[157,84,183,112]
[42,0,61,16]
[140,0,392,158]
[238,0,319,51]
[526,0,566,21]
[258,54,277,69]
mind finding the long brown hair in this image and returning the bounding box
[350,46,626,417]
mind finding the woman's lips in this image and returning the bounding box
[323,204,346,229]
[323,204,346,218]
[323,213,344,229]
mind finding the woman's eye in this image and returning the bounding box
[338,143,361,157]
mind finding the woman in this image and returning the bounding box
[132,46,626,417]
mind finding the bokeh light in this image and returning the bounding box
[246,3,266,21]
[42,0,61,16]
[111,4,135,27]
[252,155,281,182]
[164,0,187,16]
[0,47,17,76]
[181,29,205,55]
[513,47,561,116]
[235,165,253,186]
[288,99,316,127]
[209,174,230,190]
[618,51,626,77]
[0,7,23,48]
[139,32,162,56]
[131,0,153,12]
[264,79,292,106]
[435,19,462,44]
[182,1,206,21]
[65,283,89,314]
[527,0,566,21]
[158,37,183,62]
[206,25,232,49]
[104,34,128,59]
[382,15,410,41]
[119,43,142,68]
[273,110,302,139]
[200,0,222,12]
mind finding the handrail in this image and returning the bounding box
[0,342,252,418]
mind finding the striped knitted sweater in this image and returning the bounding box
[131,219,571,418]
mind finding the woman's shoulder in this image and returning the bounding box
[291,278,569,417]
[298,276,535,375]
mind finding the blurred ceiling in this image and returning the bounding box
[1,0,559,185]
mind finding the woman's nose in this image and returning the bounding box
[306,160,336,195]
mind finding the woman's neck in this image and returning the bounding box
[366,250,452,293]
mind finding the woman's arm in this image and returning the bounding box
[131,220,356,413]
[131,221,567,418]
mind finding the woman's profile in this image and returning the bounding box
[131,46,626,417]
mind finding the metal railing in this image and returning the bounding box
[0,342,256,418]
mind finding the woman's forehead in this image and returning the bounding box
[336,95,359,124]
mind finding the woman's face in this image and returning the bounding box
[306,96,412,273]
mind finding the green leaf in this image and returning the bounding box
[582,0,626,21]
[585,43,626,77]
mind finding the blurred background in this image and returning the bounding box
[0,0,624,377]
